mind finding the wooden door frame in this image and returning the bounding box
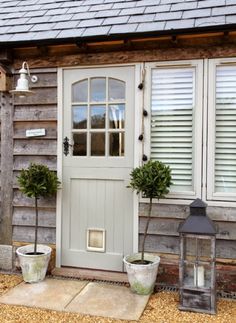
[56,63,142,268]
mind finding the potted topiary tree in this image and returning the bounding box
[123,160,172,295]
[16,163,60,283]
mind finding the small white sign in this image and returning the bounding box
[26,128,46,137]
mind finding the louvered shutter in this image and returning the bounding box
[150,67,195,193]
[214,65,236,194]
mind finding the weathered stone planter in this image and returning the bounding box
[16,244,51,283]
[123,253,160,295]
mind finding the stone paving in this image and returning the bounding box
[0,278,149,321]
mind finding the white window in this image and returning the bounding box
[145,61,203,200]
[207,59,236,202]
[145,59,236,204]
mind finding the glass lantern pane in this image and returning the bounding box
[91,133,105,156]
[109,104,125,129]
[72,106,87,129]
[73,133,87,156]
[90,78,106,102]
[185,237,197,261]
[183,263,195,287]
[109,133,124,156]
[91,105,106,129]
[198,238,212,260]
[108,78,125,101]
[72,80,88,102]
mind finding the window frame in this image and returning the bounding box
[144,60,204,202]
[207,58,236,202]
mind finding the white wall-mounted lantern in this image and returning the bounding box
[10,61,38,97]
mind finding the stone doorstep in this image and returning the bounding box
[0,278,150,321]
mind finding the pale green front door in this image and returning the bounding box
[61,66,135,271]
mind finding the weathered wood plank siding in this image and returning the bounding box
[139,203,236,261]
[12,68,57,244]
[0,92,13,245]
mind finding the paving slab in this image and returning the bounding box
[66,282,150,321]
[0,278,88,311]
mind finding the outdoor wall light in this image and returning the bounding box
[10,61,38,97]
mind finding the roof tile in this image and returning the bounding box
[120,7,145,16]
[155,11,182,21]
[226,14,236,22]
[212,5,236,15]
[82,25,111,37]
[90,3,113,11]
[45,8,69,16]
[145,5,171,14]
[67,6,91,14]
[49,14,73,22]
[31,23,56,31]
[57,28,85,38]
[32,30,60,39]
[6,24,33,33]
[72,12,96,20]
[109,23,138,34]
[165,18,195,30]
[53,20,79,30]
[137,0,161,6]
[129,14,155,23]
[113,1,137,9]
[95,9,120,18]
[183,8,211,18]
[24,10,47,17]
[136,21,165,32]
[3,17,30,26]
[198,0,226,8]
[78,18,104,28]
[103,15,129,25]
[171,2,197,11]
[195,15,226,27]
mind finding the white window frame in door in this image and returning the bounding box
[207,57,236,202]
[56,64,142,268]
[144,60,203,202]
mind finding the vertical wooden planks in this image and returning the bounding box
[12,68,57,245]
[0,91,13,245]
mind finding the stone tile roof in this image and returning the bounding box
[0,0,236,44]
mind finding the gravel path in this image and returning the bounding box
[0,274,235,323]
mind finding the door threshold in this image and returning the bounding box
[52,267,128,284]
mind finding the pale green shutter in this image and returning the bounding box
[151,68,195,193]
[215,65,236,193]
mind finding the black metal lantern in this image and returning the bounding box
[178,198,217,314]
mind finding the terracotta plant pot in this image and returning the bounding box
[16,244,51,283]
[123,253,160,295]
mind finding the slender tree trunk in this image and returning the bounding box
[141,197,152,262]
[34,197,39,255]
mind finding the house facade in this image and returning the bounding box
[0,0,235,291]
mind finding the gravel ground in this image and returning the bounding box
[0,274,235,323]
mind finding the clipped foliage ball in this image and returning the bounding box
[129,160,172,199]
[17,163,60,199]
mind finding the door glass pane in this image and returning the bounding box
[72,106,87,129]
[90,78,106,102]
[73,133,87,156]
[72,79,88,102]
[109,104,125,129]
[91,133,105,156]
[91,105,106,129]
[108,78,125,101]
[109,132,124,156]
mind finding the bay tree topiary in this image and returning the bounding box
[17,163,60,255]
[129,160,172,263]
